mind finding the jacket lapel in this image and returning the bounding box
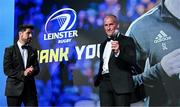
[27,47,34,67]
[14,43,25,69]
[100,40,107,58]
[98,41,107,75]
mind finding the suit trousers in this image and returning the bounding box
[7,86,38,107]
[99,74,131,106]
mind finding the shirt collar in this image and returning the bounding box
[17,41,29,49]
[106,37,114,41]
[17,41,24,50]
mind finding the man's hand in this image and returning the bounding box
[111,40,120,54]
[161,49,180,77]
[24,66,34,76]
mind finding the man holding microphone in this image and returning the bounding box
[94,14,136,106]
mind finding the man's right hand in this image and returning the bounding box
[161,49,180,77]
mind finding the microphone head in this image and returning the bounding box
[113,29,119,40]
[114,29,119,35]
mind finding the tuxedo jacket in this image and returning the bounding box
[3,43,40,96]
[94,34,136,94]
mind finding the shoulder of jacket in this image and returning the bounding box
[5,45,14,50]
[119,33,131,39]
[4,45,15,56]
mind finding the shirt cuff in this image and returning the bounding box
[114,50,120,57]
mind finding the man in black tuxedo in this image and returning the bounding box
[3,24,40,106]
[94,14,136,106]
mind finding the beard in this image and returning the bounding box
[24,38,32,44]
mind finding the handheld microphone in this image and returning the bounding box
[113,29,119,41]
[112,29,120,53]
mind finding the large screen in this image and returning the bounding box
[1,0,161,106]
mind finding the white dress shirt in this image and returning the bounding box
[102,40,120,74]
[17,41,28,68]
[102,41,112,74]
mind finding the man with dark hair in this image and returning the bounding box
[126,0,180,106]
[94,14,136,106]
[3,24,40,106]
[18,24,34,32]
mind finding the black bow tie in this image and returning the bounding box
[21,45,29,49]
[107,37,114,41]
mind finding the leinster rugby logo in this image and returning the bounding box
[44,8,78,43]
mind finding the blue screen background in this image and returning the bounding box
[0,0,14,106]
